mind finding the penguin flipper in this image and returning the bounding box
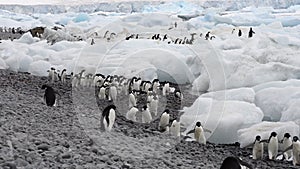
[183,135,192,140]
[204,128,212,133]
[282,145,293,153]
[259,139,269,143]
[186,129,195,135]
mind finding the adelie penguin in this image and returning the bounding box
[264,131,278,160]
[41,85,58,107]
[220,156,253,169]
[185,121,211,145]
[101,105,116,132]
[281,133,292,160]
[158,109,170,132]
[252,135,264,160]
[141,105,152,123]
[248,27,255,38]
[282,136,300,166]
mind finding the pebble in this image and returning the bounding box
[37,144,50,151]
[61,153,71,159]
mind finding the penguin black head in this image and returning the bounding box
[51,67,55,70]
[293,136,299,142]
[142,105,148,110]
[271,132,277,137]
[284,133,291,138]
[164,109,170,114]
[196,121,201,127]
[41,84,49,89]
[255,135,261,141]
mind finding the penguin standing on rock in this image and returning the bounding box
[41,85,58,107]
[158,109,170,132]
[282,136,300,166]
[281,133,292,160]
[252,135,264,160]
[141,105,152,123]
[185,121,211,145]
[60,69,67,84]
[220,156,253,169]
[170,120,181,137]
[268,131,279,160]
[101,105,116,132]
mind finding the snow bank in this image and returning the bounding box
[255,86,300,121]
[238,121,300,148]
[28,60,51,76]
[180,97,263,144]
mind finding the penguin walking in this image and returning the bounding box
[170,120,181,137]
[41,85,57,107]
[158,110,170,132]
[141,105,152,123]
[281,133,292,160]
[149,95,158,116]
[248,27,255,38]
[99,85,107,99]
[252,135,264,160]
[283,136,300,166]
[126,106,138,122]
[152,79,160,94]
[101,105,116,132]
[220,156,253,169]
[186,121,211,145]
[205,32,210,40]
[268,132,279,160]
[48,67,55,83]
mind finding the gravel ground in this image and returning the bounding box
[0,69,298,169]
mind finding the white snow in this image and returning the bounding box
[238,121,300,148]
[180,97,264,144]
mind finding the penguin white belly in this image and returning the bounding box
[283,139,292,160]
[195,127,206,144]
[107,109,116,131]
[126,107,138,122]
[129,94,136,108]
[149,100,158,116]
[99,88,106,99]
[268,138,278,160]
[253,142,263,160]
[109,86,117,101]
[170,121,180,137]
[159,113,169,130]
[142,110,152,123]
[293,143,300,166]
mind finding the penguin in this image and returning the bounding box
[152,79,160,94]
[60,69,67,84]
[41,85,57,107]
[141,105,152,123]
[248,27,255,38]
[232,28,236,34]
[162,82,170,96]
[99,85,107,99]
[282,133,292,160]
[186,121,211,145]
[128,91,137,109]
[220,156,253,169]
[109,84,117,101]
[71,74,80,88]
[174,89,183,100]
[283,136,300,166]
[205,32,210,40]
[149,95,158,116]
[163,34,168,41]
[268,131,278,160]
[126,106,138,122]
[238,29,242,37]
[170,120,181,137]
[91,38,95,45]
[48,67,55,83]
[252,135,264,160]
[101,105,116,132]
[158,109,170,132]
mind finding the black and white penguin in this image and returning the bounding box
[101,105,116,132]
[41,85,57,107]
[109,84,117,101]
[141,105,152,123]
[126,106,138,122]
[268,131,278,160]
[163,34,168,41]
[158,109,170,132]
[149,95,158,116]
[162,82,170,96]
[170,120,181,137]
[238,29,242,37]
[48,67,55,83]
[128,90,137,109]
[152,79,160,94]
[60,69,67,84]
[186,121,211,145]
[205,32,210,40]
[220,156,253,169]
[252,135,264,160]
[282,133,292,160]
[248,27,255,38]
[283,136,300,166]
